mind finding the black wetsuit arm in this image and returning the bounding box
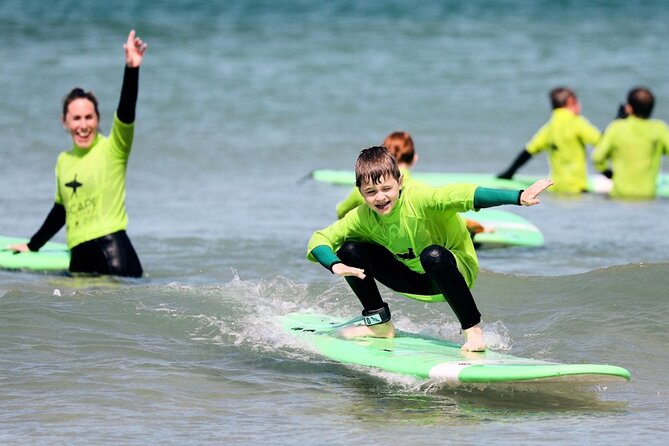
[497,148,532,179]
[116,66,139,124]
[473,187,523,209]
[27,203,66,251]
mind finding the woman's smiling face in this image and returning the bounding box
[62,98,99,149]
[359,174,403,216]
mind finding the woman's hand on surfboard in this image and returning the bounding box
[7,243,29,253]
[331,263,366,279]
[520,179,553,206]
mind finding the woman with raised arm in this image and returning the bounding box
[9,30,148,277]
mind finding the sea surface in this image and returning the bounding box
[2,0,668,444]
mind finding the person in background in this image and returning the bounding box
[592,87,669,199]
[497,87,601,194]
[8,30,148,277]
[308,146,553,352]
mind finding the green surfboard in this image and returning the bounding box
[0,235,70,272]
[463,209,544,248]
[311,169,669,197]
[312,169,529,190]
[282,312,631,384]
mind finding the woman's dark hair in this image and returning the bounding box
[62,87,100,120]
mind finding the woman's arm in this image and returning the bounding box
[116,30,147,124]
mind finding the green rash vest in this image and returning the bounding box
[55,114,134,249]
[309,183,479,288]
[336,168,414,219]
[526,108,601,194]
[592,116,669,199]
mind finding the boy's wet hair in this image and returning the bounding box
[383,131,415,165]
[355,146,401,188]
[549,87,576,109]
[627,87,654,119]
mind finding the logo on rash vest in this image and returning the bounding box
[396,248,415,260]
[65,175,83,195]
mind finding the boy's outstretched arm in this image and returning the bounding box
[519,179,553,206]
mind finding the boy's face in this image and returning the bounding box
[359,175,403,216]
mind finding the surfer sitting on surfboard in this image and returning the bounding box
[308,146,552,352]
[8,30,147,278]
[592,86,669,200]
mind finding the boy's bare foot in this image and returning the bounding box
[340,321,396,339]
[461,324,485,352]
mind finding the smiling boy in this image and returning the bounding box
[308,146,552,351]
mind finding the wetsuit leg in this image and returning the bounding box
[419,245,481,330]
[99,231,143,278]
[70,239,109,275]
[336,241,434,312]
[70,230,143,278]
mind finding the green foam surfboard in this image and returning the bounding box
[311,169,669,197]
[282,312,631,385]
[0,235,70,272]
[463,209,544,248]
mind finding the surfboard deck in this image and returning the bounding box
[282,312,631,384]
[0,235,70,272]
[311,169,669,197]
[463,209,544,248]
[312,169,529,190]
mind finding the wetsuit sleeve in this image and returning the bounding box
[497,149,532,179]
[27,203,66,251]
[473,187,522,208]
[117,66,139,124]
[577,116,602,146]
[310,245,342,272]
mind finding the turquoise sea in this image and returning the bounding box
[2,1,668,444]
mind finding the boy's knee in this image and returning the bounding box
[420,245,456,268]
[337,241,362,263]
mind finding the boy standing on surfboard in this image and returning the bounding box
[307,146,552,352]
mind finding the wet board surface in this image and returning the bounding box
[463,209,544,248]
[0,235,70,272]
[282,312,631,385]
[311,169,669,197]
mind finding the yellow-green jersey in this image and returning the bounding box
[55,114,134,248]
[310,183,479,287]
[526,108,601,194]
[592,116,669,199]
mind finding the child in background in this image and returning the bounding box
[308,146,552,351]
[498,87,601,194]
[592,87,669,199]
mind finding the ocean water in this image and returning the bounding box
[2,0,669,444]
